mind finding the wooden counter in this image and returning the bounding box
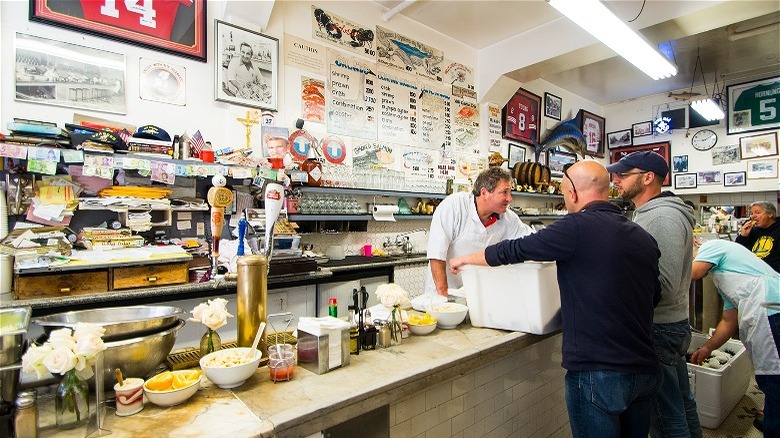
[35,324,562,437]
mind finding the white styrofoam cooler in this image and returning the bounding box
[687,333,753,429]
[460,262,561,334]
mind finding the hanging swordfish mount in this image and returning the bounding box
[533,117,587,163]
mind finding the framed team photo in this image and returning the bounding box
[502,87,541,147]
[727,76,780,135]
[544,92,562,121]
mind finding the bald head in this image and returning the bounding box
[563,161,610,212]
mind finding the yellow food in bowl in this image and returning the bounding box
[408,313,437,325]
[145,370,201,392]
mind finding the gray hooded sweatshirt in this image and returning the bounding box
[633,193,695,324]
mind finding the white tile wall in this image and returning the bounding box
[389,334,572,438]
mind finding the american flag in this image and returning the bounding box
[115,128,131,144]
[190,130,206,156]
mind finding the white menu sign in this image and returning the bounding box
[377,68,418,146]
[327,50,377,140]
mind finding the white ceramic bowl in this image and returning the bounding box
[428,303,469,329]
[199,347,262,389]
[408,322,437,335]
[143,372,201,407]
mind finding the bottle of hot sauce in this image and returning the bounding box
[300,146,322,186]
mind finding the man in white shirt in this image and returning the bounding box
[426,167,533,296]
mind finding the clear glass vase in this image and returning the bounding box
[389,305,402,345]
[200,328,222,357]
[55,369,89,430]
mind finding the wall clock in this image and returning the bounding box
[692,129,718,151]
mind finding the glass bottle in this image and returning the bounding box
[300,146,322,186]
[348,306,359,355]
[55,369,89,430]
[199,328,222,357]
[328,297,338,318]
[15,389,38,438]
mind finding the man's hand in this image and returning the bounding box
[740,220,757,237]
[690,345,713,365]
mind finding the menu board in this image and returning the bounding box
[401,146,435,181]
[377,68,418,146]
[375,26,444,82]
[419,84,451,151]
[326,49,377,140]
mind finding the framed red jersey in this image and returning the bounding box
[30,0,207,62]
[502,87,541,147]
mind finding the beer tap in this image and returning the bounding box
[207,174,233,278]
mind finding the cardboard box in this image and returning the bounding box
[687,333,753,429]
[460,262,561,334]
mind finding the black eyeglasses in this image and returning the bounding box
[563,163,576,195]
[613,171,650,179]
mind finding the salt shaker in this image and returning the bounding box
[14,389,38,438]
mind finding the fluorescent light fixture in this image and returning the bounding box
[691,98,726,121]
[548,0,678,80]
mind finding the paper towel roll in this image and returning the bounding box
[0,255,12,294]
[373,205,399,221]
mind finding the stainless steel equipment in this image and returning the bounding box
[32,305,183,341]
[0,307,31,409]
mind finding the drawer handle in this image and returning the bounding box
[59,287,71,293]
[146,276,158,282]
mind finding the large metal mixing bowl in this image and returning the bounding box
[0,307,31,407]
[95,319,185,389]
[33,305,184,341]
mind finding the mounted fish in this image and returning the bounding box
[533,117,586,162]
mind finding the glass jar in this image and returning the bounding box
[55,370,89,430]
[15,389,38,438]
[200,328,222,357]
[376,320,391,348]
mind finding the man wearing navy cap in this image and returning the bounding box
[607,151,701,438]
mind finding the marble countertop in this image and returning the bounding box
[36,325,556,438]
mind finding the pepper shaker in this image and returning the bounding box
[14,389,38,438]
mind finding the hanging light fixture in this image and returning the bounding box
[547,0,678,80]
[688,49,726,121]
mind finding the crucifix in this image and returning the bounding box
[236,111,260,150]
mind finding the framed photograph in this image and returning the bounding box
[15,33,126,114]
[607,129,632,149]
[739,132,778,160]
[723,171,746,187]
[712,144,740,165]
[672,155,688,173]
[502,87,541,146]
[577,109,606,158]
[547,150,577,177]
[610,141,671,186]
[727,76,780,135]
[508,143,526,170]
[215,20,279,110]
[29,0,207,61]
[632,121,653,138]
[544,92,562,121]
[674,173,697,189]
[746,158,778,179]
[697,170,722,185]
[139,58,186,106]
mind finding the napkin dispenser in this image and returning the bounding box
[296,317,350,374]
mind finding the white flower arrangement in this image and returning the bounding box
[22,323,107,380]
[189,298,233,330]
[375,283,411,309]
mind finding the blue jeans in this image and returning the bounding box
[565,369,660,437]
[755,374,779,438]
[650,320,702,438]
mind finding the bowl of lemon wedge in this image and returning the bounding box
[143,369,202,407]
[407,312,437,335]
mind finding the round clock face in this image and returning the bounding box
[692,129,718,151]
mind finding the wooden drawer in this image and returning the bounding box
[14,270,108,299]
[112,262,188,290]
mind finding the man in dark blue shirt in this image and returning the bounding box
[451,160,661,436]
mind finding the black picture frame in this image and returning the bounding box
[502,87,541,147]
[674,173,697,189]
[727,75,780,135]
[29,0,207,62]
[577,109,605,158]
[547,150,577,177]
[723,171,746,187]
[508,143,526,170]
[632,121,653,138]
[544,92,562,121]
[607,129,632,149]
[672,155,688,173]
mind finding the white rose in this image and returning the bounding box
[43,346,77,375]
[22,343,53,379]
[201,306,228,330]
[210,298,230,313]
[74,334,106,362]
[376,283,410,308]
[189,302,210,324]
[47,328,76,350]
[73,323,105,341]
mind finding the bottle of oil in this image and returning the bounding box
[348,305,359,355]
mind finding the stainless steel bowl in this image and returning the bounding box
[95,319,185,388]
[0,307,31,407]
[33,305,184,341]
